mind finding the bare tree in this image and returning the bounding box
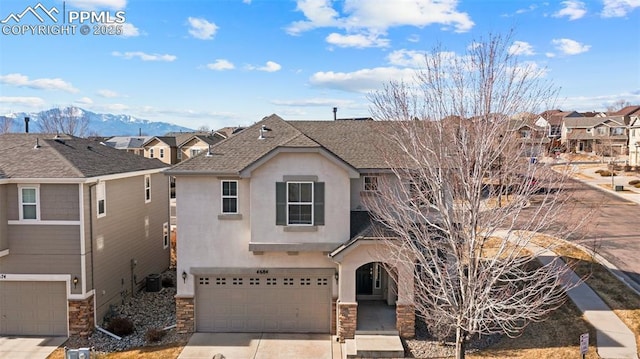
[197,125,210,132]
[37,106,89,137]
[606,99,631,113]
[367,33,587,359]
[0,116,13,134]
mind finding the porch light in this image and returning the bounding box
[73,276,79,289]
[334,271,339,281]
[182,271,187,283]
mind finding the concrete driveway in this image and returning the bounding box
[0,336,67,359]
[178,333,341,359]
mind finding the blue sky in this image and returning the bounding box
[0,0,638,130]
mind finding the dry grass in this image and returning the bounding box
[47,343,185,359]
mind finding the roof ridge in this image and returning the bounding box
[42,137,85,177]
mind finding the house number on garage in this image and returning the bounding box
[0,274,6,279]
[256,269,268,274]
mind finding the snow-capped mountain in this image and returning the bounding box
[1,107,194,136]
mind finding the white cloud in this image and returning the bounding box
[386,49,425,68]
[559,92,640,112]
[243,0,252,3]
[287,0,474,48]
[407,34,420,43]
[553,0,587,20]
[271,98,355,107]
[119,23,139,37]
[508,41,535,56]
[97,89,119,98]
[207,59,235,71]
[545,52,556,58]
[602,0,640,17]
[112,51,177,62]
[75,97,94,105]
[0,73,79,93]
[103,103,129,112]
[0,96,45,107]
[65,0,127,10]
[187,17,218,40]
[309,67,415,93]
[326,32,389,48]
[552,38,591,55]
[247,61,282,72]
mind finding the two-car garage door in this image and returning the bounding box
[0,281,67,336]
[196,272,331,333]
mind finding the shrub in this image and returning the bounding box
[599,170,616,177]
[161,276,174,288]
[629,180,640,185]
[635,183,640,188]
[595,169,604,174]
[106,316,135,336]
[145,328,166,343]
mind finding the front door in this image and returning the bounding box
[356,263,373,295]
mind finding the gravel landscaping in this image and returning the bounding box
[63,269,190,354]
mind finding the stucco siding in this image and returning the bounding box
[90,173,170,321]
[6,184,18,220]
[0,225,81,276]
[40,184,80,221]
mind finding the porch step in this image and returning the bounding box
[346,334,405,359]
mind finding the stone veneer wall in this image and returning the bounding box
[396,304,415,338]
[338,302,357,341]
[176,296,195,334]
[331,299,337,335]
[68,296,94,337]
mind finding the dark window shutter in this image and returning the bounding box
[276,182,286,225]
[314,182,324,226]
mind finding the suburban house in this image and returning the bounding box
[143,132,226,165]
[176,133,225,162]
[561,116,628,155]
[628,114,640,166]
[535,110,583,151]
[507,117,549,157]
[104,136,151,156]
[143,136,179,165]
[166,114,415,341]
[0,133,170,337]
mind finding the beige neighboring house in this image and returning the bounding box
[507,117,549,157]
[166,114,415,342]
[143,136,178,165]
[562,116,628,155]
[103,136,152,156]
[0,133,170,337]
[177,133,225,162]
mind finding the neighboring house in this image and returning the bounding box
[167,114,415,341]
[0,133,170,337]
[177,133,225,162]
[628,115,640,165]
[103,136,151,156]
[507,117,549,157]
[535,110,583,151]
[144,136,178,165]
[561,116,628,155]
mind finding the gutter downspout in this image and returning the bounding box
[88,183,97,328]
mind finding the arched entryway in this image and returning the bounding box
[355,262,397,332]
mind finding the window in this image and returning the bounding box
[159,148,164,159]
[221,180,238,214]
[97,181,106,217]
[363,176,378,191]
[19,185,38,220]
[374,263,382,289]
[191,149,201,157]
[519,129,531,138]
[276,181,324,226]
[177,150,182,160]
[612,127,624,136]
[163,222,169,249]
[149,148,154,158]
[596,127,607,136]
[144,175,151,203]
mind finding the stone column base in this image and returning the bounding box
[176,296,195,334]
[331,298,337,335]
[68,295,95,337]
[338,302,357,342]
[396,304,415,338]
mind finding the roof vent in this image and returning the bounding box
[205,144,213,157]
[33,138,40,149]
[258,124,272,140]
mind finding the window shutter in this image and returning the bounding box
[276,182,286,225]
[314,182,324,225]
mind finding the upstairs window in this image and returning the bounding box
[177,151,182,160]
[159,148,164,159]
[144,175,151,203]
[97,181,106,217]
[19,185,39,220]
[276,181,324,226]
[221,180,238,214]
[612,127,624,136]
[363,176,378,191]
[191,149,201,157]
[149,148,154,158]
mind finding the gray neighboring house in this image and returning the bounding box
[0,133,170,337]
[103,136,152,156]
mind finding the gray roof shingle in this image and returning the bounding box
[0,133,167,179]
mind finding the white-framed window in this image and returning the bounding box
[177,150,182,160]
[144,175,151,203]
[596,127,607,136]
[97,181,106,217]
[159,148,164,159]
[19,185,39,220]
[612,127,624,136]
[191,148,201,157]
[149,148,154,158]
[287,182,313,225]
[374,263,382,289]
[221,180,238,214]
[163,222,169,249]
[363,176,378,191]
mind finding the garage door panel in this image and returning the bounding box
[0,281,67,336]
[196,273,330,333]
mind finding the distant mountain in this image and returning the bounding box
[1,107,194,136]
